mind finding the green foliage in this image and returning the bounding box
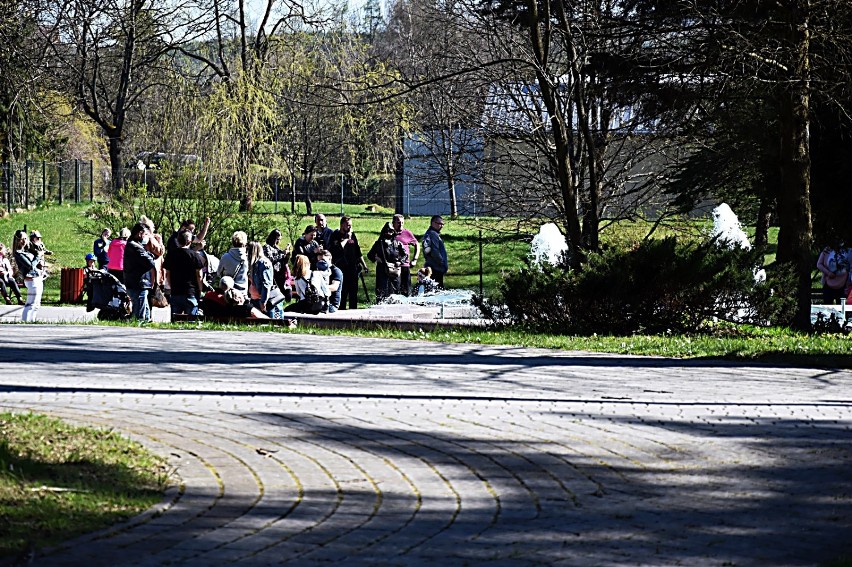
[483,237,769,335]
[82,168,276,255]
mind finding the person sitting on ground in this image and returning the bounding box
[248,241,284,319]
[93,228,111,269]
[416,266,439,296]
[284,254,329,314]
[202,275,268,319]
[0,242,23,305]
[367,222,408,303]
[314,250,342,313]
[217,230,249,292]
[107,227,130,283]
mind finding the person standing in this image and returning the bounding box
[93,228,111,269]
[816,241,849,304]
[106,227,130,283]
[422,215,448,288]
[0,242,23,305]
[392,214,420,296]
[292,224,323,269]
[164,230,205,319]
[367,222,408,302]
[330,216,367,309]
[123,223,157,321]
[13,230,42,321]
[314,213,334,250]
[263,228,292,294]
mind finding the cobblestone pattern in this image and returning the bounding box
[0,326,850,566]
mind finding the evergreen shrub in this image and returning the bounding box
[481,237,774,335]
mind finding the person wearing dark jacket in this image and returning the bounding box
[329,216,367,309]
[123,223,157,321]
[367,222,408,303]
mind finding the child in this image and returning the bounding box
[416,267,438,296]
[27,230,52,279]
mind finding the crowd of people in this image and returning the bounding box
[0,212,448,324]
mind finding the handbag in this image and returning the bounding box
[381,243,402,278]
[266,286,287,309]
[151,284,169,308]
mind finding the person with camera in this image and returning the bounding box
[367,222,408,303]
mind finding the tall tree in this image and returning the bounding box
[43,0,207,192]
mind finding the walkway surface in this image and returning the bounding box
[0,325,850,566]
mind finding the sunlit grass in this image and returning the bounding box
[0,412,170,558]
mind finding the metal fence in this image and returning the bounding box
[1,159,96,210]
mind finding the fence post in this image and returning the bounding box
[58,163,63,205]
[3,162,8,211]
[340,173,344,216]
[25,160,30,208]
[42,160,46,202]
[274,176,279,214]
[75,159,81,203]
[89,160,93,202]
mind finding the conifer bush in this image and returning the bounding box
[481,237,773,335]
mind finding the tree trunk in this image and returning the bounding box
[525,0,583,267]
[775,1,813,332]
[107,130,123,194]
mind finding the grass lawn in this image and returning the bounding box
[0,202,531,304]
[0,412,169,559]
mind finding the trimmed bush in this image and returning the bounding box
[481,237,770,335]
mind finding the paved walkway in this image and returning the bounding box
[0,325,850,566]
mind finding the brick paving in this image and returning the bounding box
[0,325,850,566]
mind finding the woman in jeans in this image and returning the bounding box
[13,230,43,322]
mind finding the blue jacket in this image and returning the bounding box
[422,227,448,274]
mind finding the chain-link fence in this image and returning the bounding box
[1,159,96,210]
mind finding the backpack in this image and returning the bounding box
[299,273,327,313]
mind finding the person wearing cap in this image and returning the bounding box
[292,224,323,269]
[93,228,111,269]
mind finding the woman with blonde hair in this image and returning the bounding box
[217,230,249,291]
